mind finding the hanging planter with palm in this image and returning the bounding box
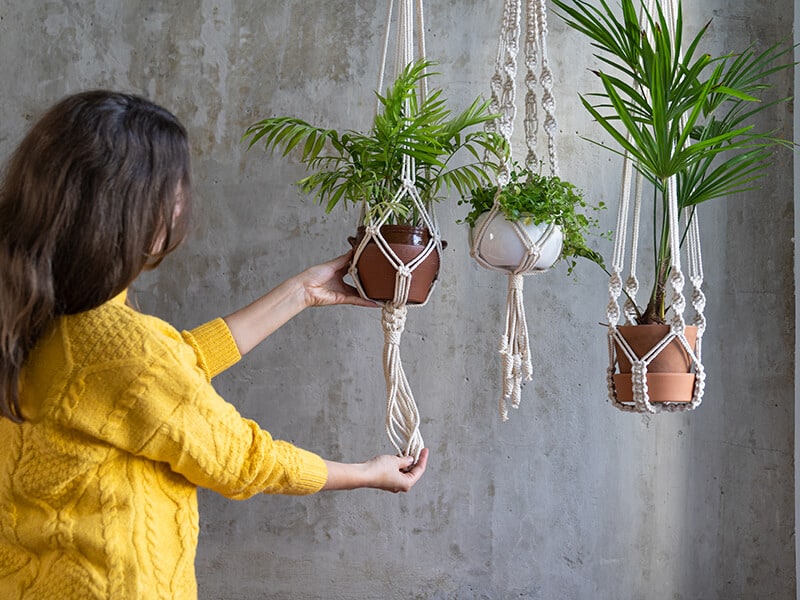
[553,0,796,411]
[244,2,507,456]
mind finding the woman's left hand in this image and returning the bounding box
[322,448,429,493]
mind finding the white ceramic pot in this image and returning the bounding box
[471,211,563,270]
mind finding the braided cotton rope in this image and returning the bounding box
[487,0,521,187]
[605,0,705,413]
[471,0,561,420]
[523,0,558,175]
[349,0,440,460]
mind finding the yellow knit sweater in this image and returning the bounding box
[0,291,328,599]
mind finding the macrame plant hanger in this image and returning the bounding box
[470,0,560,420]
[347,0,441,460]
[606,0,706,413]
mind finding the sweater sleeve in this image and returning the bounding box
[181,318,241,380]
[61,324,328,499]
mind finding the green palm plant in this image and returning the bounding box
[552,0,795,324]
[244,59,508,227]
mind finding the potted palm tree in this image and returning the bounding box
[461,163,606,275]
[244,59,508,303]
[552,0,795,402]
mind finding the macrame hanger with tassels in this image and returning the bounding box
[348,0,441,460]
[471,0,561,420]
[605,0,706,413]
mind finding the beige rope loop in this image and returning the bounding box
[380,303,423,459]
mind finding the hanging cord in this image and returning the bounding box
[487,0,521,186]
[382,303,423,457]
[350,0,442,459]
[474,0,563,419]
[523,0,558,176]
[376,0,395,110]
[685,208,706,407]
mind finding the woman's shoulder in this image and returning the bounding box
[64,296,183,366]
[21,299,182,422]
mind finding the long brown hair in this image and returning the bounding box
[0,90,193,421]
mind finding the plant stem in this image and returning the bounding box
[642,182,672,325]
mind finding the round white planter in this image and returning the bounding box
[471,211,563,270]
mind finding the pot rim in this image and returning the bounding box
[350,224,447,248]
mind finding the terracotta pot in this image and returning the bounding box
[348,225,445,304]
[613,324,698,404]
[471,211,563,270]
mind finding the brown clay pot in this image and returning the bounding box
[348,225,445,304]
[613,324,698,404]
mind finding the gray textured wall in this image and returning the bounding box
[0,1,794,598]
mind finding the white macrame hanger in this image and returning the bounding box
[348,0,442,459]
[471,0,561,420]
[605,0,706,413]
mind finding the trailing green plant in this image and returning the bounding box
[460,163,607,275]
[552,0,796,324]
[243,59,508,227]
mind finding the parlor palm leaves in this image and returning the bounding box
[244,60,507,224]
[552,0,795,323]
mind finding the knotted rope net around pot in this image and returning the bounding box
[605,0,705,413]
[347,0,442,460]
[470,0,563,420]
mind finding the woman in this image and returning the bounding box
[0,90,427,599]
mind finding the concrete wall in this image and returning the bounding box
[0,1,794,598]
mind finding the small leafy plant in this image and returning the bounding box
[244,59,508,227]
[461,164,607,274]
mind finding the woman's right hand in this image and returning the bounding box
[299,251,378,309]
[223,251,376,356]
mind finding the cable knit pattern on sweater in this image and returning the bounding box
[0,291,328,599]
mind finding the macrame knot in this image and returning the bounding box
[509,273,524,291]
[630,361,651,411]
[694,364,706,399]
[669,317,686,337]
[516,245,541,274]
[365,225,380,237]
[670,294,686,319]
[382,304,408,334]
[401,177,415,190]
[609,271,622,296]
[490,72,504,95]
[607,301,620,324]
[543,114,557,136]
[691,284,706,313]
[669,268,685,292]
[539,69,553,90]
[624,274,639,296]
